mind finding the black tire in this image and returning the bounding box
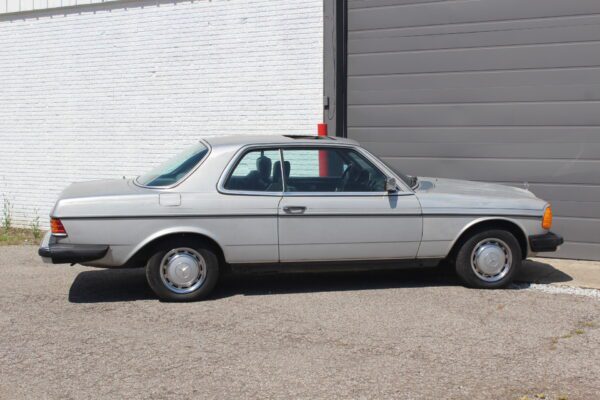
[145,238,220,301]
[454,229,521,289]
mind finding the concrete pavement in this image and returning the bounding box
[1,245,599,400]
[519,258,600,290]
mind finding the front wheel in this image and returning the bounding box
[454,229,521,289]
[145,239,220,301]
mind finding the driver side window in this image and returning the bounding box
[281,148,387,192]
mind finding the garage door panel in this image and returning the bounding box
[349,0,443,9]
[349,83,600,105]
[351,13,600,40]
[349,102,600,127]
[349,68,600,92]
[549,201,600,219]
[350,23,600,54]
[515,183,600,203]
[347,0,600,260]
[349,42,600,76]
[349,127,600,144]
[361,142,600,160]
[554,242,600,260]
[349,0,600,32]
[552,217,600,244]
[379,157,600,185]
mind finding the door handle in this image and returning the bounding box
[283,206,307,214]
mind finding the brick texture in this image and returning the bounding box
[1,0,121,14]
[0,0,323,228]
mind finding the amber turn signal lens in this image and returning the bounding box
[50,218,67,235]
[542,206,553,230]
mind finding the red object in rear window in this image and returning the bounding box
[50,218,67,235]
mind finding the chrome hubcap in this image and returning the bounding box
[160,248,206,294]
[471,238,512,282]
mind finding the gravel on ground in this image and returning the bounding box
[1,245,599,400]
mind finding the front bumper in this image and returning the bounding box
[38,232,109,264]
[529,231,564,253]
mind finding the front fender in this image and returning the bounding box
[419,214,540,259]
[445,216,534,258]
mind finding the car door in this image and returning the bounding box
[218,147,283,263]
[278,146,422,262]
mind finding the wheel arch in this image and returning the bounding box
[122,228,226,268]
[446,217,529,262]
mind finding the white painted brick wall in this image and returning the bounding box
[1,0,120,14]
[0,0,323,228]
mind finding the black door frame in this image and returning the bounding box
[335,0,348,138]
[323,0,348,138]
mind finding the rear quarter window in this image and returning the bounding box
[136,143,208,187]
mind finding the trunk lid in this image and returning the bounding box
[58,179,142,200]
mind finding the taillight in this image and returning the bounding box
[542,206,553,230]
[50,218,67,236]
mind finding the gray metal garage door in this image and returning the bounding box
[346,0,600,260]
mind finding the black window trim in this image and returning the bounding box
[280,146,397,196]
[218,145,285,197]
[134,139,212,189]
[217,143,414,197]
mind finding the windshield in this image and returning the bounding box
[136,143,209,187]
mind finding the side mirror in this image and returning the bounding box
[385,177,397,192]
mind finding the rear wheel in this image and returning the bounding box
[145,239,219,301]
[454,229,521,289]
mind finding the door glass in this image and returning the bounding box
[281,148,387,192]
[224,149,283,192]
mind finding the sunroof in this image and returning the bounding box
[284,135,335,140]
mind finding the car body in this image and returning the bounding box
[39,135,563,300]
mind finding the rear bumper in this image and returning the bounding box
[38,233,109,264]
[529,232,564,253]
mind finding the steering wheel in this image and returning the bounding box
[340,162,354,180]
[336,163,355,191]
[356,170,371,191]
[368,177,379,191]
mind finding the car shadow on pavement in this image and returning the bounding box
[515,259,573,285]
[212,267,460,299]
[68,260,573,303]
[68,266,459,303]
[69,268,154,303]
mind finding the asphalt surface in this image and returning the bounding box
[1,246,599,400]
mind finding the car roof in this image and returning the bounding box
[202,134,359,148]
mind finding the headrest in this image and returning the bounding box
[273,160,291,181]
[256,156,272,179]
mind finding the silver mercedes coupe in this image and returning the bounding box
[39,135,562,301]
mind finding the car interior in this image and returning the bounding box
[224,148,387,192]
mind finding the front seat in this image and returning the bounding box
[268,160,291,191]
[245,155,272,190]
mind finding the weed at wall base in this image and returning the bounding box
[2,195,12,232]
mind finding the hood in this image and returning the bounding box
[415,177,536,199]
[414,177,546,215]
